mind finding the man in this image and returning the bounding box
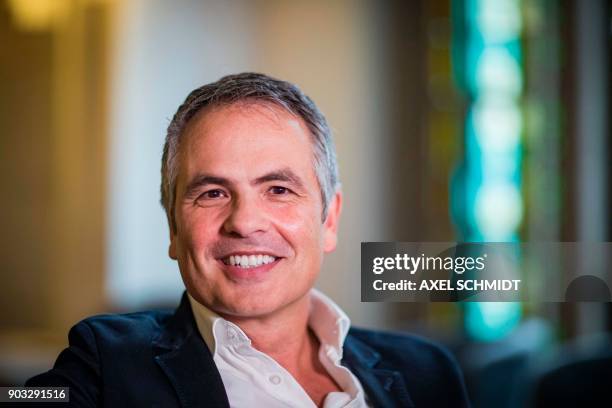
[27,73,470,407]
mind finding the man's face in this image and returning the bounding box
[169,103,341,318]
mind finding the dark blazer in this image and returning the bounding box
[27,293,470,407]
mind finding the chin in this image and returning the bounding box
[218,291,300,319]
[217,301,281,318]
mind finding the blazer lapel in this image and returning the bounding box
[152,293,230,408]
[343,334,415,408]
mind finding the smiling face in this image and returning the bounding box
[169,102,341,318]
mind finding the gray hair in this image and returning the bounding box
[161,72,340,231]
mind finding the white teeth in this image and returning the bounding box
[225,254,277,268]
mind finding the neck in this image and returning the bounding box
[220,292,315,374]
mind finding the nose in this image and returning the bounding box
[222,195,268,237]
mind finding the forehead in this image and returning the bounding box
[178,102,316,181]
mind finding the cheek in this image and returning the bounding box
[271,202,324,250]
[176,210,222,259]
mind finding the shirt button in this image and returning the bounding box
[269,375,281,385]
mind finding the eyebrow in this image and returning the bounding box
[253,168,305,189]
[182,168,305,199]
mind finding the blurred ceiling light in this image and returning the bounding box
[481,155,520,182]
[476,0,521,44]
[6,0,71,31]
[475,47,522,97]
[458,0,524,343]
[475,183,523,240]
[473,100,522,153]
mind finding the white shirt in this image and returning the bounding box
[188,289,370,408]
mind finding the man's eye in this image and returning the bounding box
[200,189,226,199]
[269,186,290,195]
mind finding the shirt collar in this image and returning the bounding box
[187,289,351,357]
[308,289,351,357]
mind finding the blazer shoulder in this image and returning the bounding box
[78,309,172,345]
[26,309,176,406]
[347,326,470,406]
[348,326,452,357]
[348,326,461,372]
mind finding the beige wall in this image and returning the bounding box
[0,0,110,383]
[0,1,109,332]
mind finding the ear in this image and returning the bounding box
[323,191,342,253]
[168,218,178,260]
[169,235,178,260]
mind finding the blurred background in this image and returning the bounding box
[1,0,610,406]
